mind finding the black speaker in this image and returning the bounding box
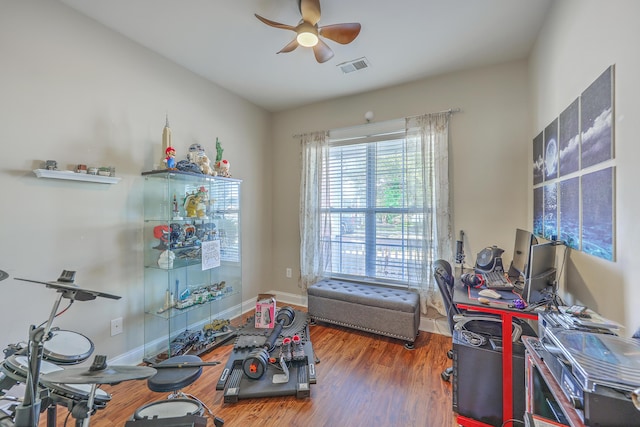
[475,246,504,273]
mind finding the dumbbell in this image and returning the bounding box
[242,306,295,379]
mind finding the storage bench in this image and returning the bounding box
[307,279,420,349]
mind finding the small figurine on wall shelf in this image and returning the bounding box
[164,146,176,170]
[45,160,57,170]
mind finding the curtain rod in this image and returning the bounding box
[293,107,461,139]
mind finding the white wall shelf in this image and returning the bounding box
[33,169,121,184]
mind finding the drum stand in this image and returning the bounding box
[67,384,99,427]
[13,291,66,427]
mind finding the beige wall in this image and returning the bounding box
[529,0,640,334]
[0,1,272,361]
[271,61,531,299]
[3,0,638,365]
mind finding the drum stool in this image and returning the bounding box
[147,355,213,417]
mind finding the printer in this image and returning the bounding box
[535,311,640,426]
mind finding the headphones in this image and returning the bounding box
[461,273,484,288]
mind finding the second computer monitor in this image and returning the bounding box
[508,228,538,281]
[522,242,556,304]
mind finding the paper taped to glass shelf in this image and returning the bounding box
[201,240,221,270]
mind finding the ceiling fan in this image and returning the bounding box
[255,0,361,63]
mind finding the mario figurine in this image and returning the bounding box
[164,146,176,169]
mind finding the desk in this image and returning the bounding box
[453,282,538,427]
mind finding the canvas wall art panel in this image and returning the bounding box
[581,167,615,261]
[559,177,580,250]
[543,183,558,241]
[581,66,613,169]
[533,186,544,237]
[544,119,559,181]
[559,98,580,177]
[533,132,544,185]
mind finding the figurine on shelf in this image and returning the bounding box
[187,143,204,163]
[183,193,201,218]
[158,249,175,269]
[45,160,58,170]
[196,186,209,218]
[162,115,172,159]
[164,146,177,170]
[214,138,231,177]
[198,153,216,176]
[153,225,170,250]
[215,138,223,162]
[172,194,183,220]
[215,159,231,177]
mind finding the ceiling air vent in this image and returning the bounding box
[337,57,370,74]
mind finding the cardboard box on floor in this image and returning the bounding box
[255,293,276,328]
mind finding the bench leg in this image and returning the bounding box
[404,331,419,350]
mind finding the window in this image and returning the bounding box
[322,132,426,285]
[300,112,452,314]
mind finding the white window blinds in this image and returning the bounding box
[322,130,426,285]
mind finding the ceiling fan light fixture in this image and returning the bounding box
[296,21,319,47]
[297,31,319,47]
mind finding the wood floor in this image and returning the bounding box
[37,309,457,427]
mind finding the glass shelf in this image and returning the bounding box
[145,288,240,320]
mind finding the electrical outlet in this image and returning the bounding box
[286,268,292,278]
[111,317,123,336]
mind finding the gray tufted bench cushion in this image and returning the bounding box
[307,279,420,348]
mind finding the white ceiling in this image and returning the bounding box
[59,0,552,113]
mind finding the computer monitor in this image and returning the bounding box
[522,242,557,304]
[507,228,538,282]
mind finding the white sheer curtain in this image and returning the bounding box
[299,131,330,290]
[406,112,453,315]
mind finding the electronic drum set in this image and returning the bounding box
[0,271,158,427]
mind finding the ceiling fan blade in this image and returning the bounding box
[319,23,362,44]
[300,0,322,25]
[255,14,296,31]
[278,38,299,54]
[313,39,334,63]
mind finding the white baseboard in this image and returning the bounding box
[420,316,450,336]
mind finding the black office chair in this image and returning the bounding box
[433,259,522,382]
